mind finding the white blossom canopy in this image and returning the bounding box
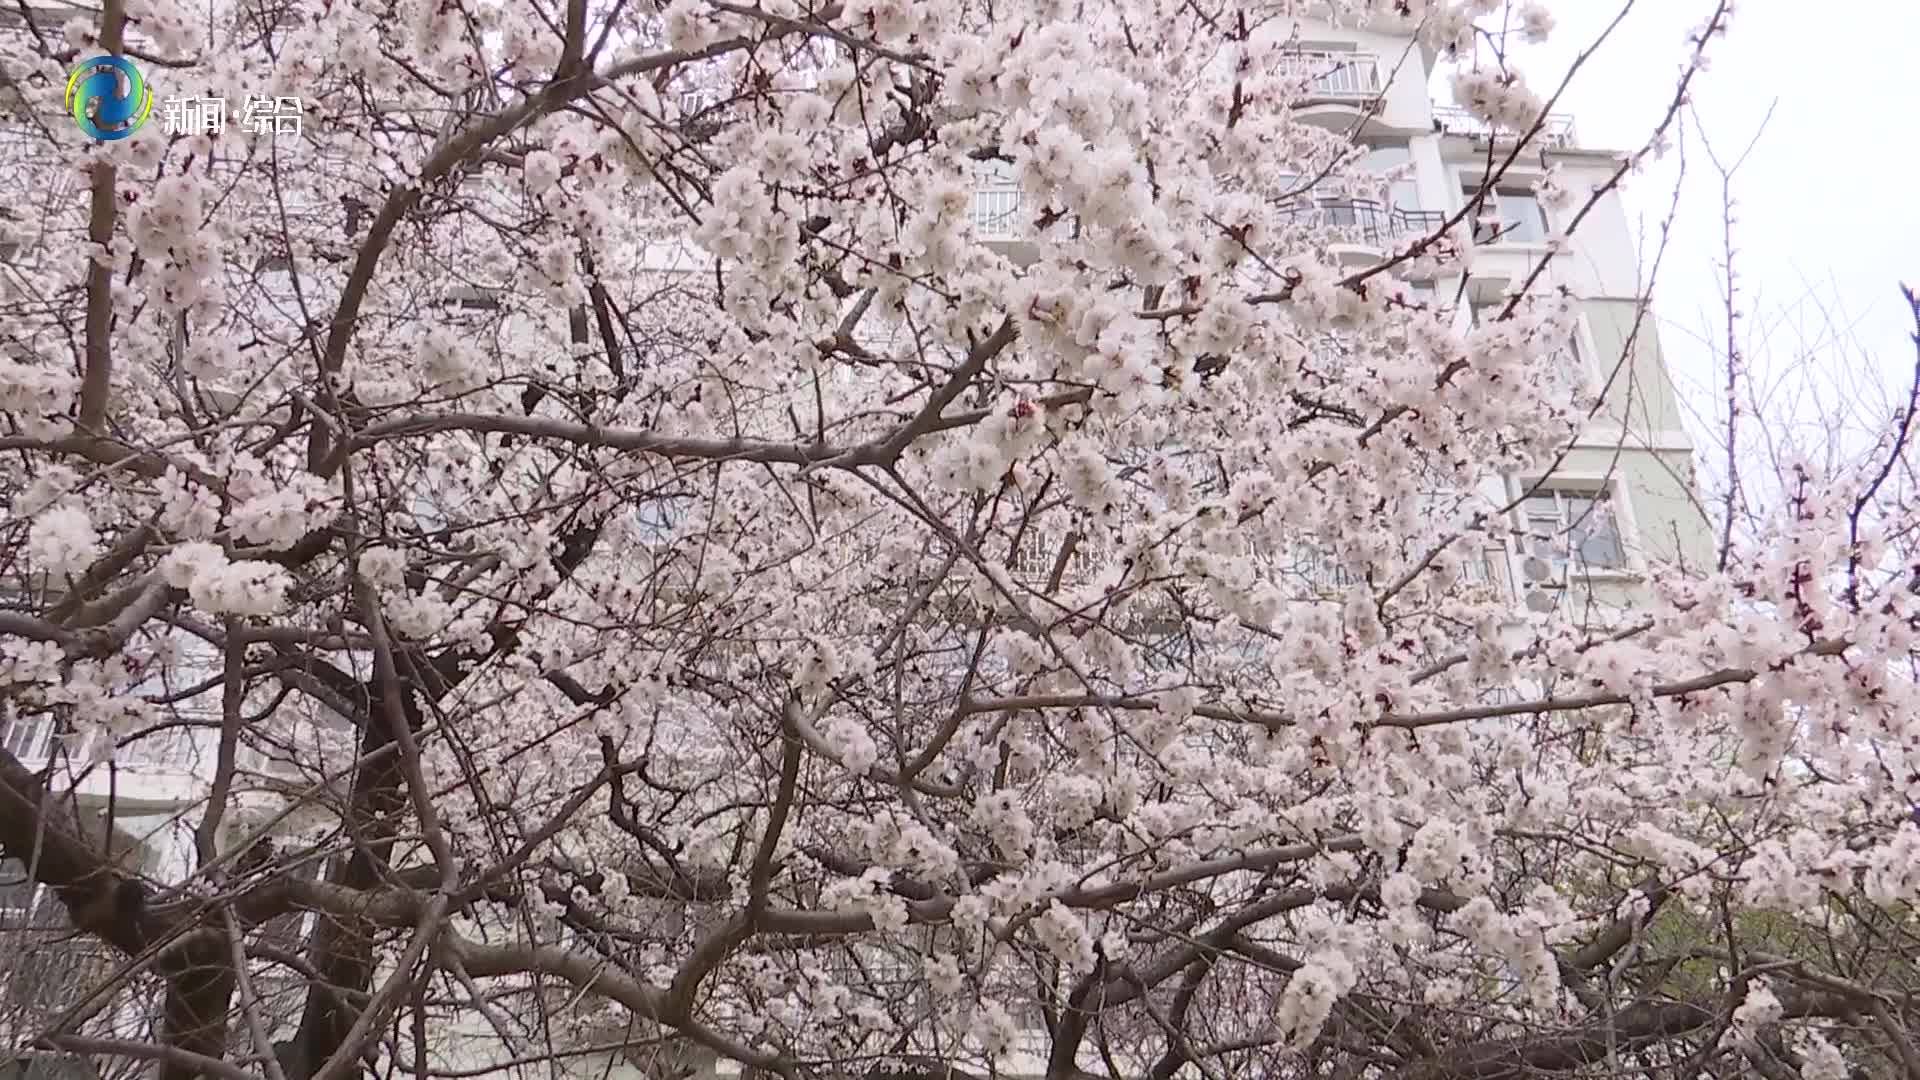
[4,1,1920,1080]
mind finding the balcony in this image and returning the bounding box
[969,185,1444,252]
[1432,105,1578,150]
[1281,50,1385,101]
[994,527,1514,605]
[1286,543,1513,600]
[1008,529,1099,590]
[2,716,238,773]
[0,712,269,811]
[1276,197,1446,248]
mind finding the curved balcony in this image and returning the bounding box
[1432,105,1578,150]
[1275,197,1446,249]
[1280,50,1385,101]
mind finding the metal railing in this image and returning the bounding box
[1276,197,1446,248]
[0,715,239,774]
[1009,530,1099,588]
[970,184,1025,241]
[1432,105,1578,150]
[995,529,1513,602]
[1285,543,1509,599]
[971,187,1444,249]
[1281,50,1385,99]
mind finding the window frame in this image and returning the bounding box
[1567,313,1606,396]
[1,711,56,763]
[1454,165,1554,248]
[1468,304,1602,395]
[1512,477,1641,582]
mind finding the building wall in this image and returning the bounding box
[1414,87,1713,604]
[1540,445,1716,568]
[1286,20,1441,134]
[1580,297,1690,441]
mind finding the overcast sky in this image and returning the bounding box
[1497,0,1919,457]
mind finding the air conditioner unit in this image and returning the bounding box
[1518,547,1568,612]
[439,285,505,312]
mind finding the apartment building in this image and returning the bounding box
[958,33,1712,627]
[1265,18,1712,613]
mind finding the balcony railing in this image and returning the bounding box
[970,184,1024,241]
[969,186,1444,250]
[1286,544,1511,599]
[1009,530,1099,589]
[1432,105,1577,150]
[0,716,244,775]
[1281,50,1385,100]
[994,529,1513,603]
[1276,197,1446,248]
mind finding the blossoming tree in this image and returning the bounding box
[4,1,1920,1079]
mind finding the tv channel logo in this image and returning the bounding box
[66,55,154,141]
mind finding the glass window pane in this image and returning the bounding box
[1498,192,1547,242]
[975,160,1016,186]
[2,715,52,761]
[1572,501,1625,568]
[1363,146,1411,171]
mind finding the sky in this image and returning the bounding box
[1500,0,1920,462]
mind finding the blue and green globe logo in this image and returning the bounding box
[65,55,152,141]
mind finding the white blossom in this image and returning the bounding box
[27,505,100,583]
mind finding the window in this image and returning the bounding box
[1471,306,1591,392]
[116,726,210,772]
[1281,543,1362,596]
[971,162,1022,238]
[971,187,1022,234]
[1360,144,1421,212]
[1010,529,1065,583]
[1468,187,1548,244]
[632,499,685,544]
[1557,320,1600,394]
[258,855,327,949]
[1,713,54,762]
[1521,487,1628,575]
[677,87,727,117]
